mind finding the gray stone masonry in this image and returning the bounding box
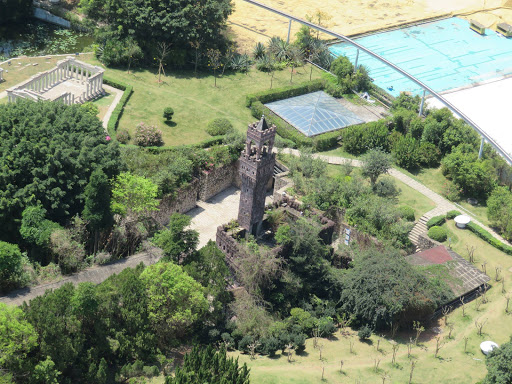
[238,116,276,234]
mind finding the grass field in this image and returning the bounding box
[230,220,512,384]
[79,56,323,146]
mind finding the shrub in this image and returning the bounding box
[342,121,389,155]
[399,206,415,222]
[428,226,447,242]
[245,79,325,108]
[259,336,280,356]
[445,210,461,220]
[0,241,23,292]
[466,222,512,255]
[358,325,373,340]
[116,129,131,144]
[487,186,512,240]
[393,134,420,170]
[238,335,254,353]
[135,123,163,147]
[418,141,441,167]
[50,229,85,274]
[391,93,421,113]
[206,118,233,136]
[373,177,399,198]
[330,55,354,82]
[426,215,445,228]
[163,107,174,122]
[275,135,297,149]
[442,148,497,198]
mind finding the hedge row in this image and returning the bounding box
[250,101,342,151]
[245,79,325,108]
[104,77,134,137]
[445,210,461,220]
[122,135,225,153]
[426,215,446,229]
[466,222,512,256]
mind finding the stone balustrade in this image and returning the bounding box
[6,57,104,105]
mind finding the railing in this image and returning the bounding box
[243,0,512,164]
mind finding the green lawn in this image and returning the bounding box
[80,56,323,146]
[230,221,512,384]
[392,176,436,218]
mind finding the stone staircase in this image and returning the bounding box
[408,206,452,252]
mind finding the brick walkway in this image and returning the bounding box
[280,148,510,247]
[0,247,162,307]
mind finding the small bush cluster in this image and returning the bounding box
[358,325,373,340]
[206,118,234,136]
[428,226,448,242]
[445,210,461,220]
[135,123,163,147]
[399,206,415,222]
[116,129,131,144]
[426,215,446,228]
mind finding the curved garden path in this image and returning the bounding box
[279,148,510,247]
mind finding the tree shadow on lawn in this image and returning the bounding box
[164,121,177,127]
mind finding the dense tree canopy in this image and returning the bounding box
[0,101,120,241]
[340,248,454,329]
[484,338,512,384]
[80,0,233,65]
[0,0,32,24]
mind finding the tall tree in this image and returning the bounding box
[83,169,113,254]
[0,100,120,241]
[111,172,159,218]
[0,303,38,376]
[139,262,208,345]
[361,148,392,186]
[0,241,23,292]
[152,213,198,263]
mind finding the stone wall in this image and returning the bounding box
[33,7,71,28]
[155,179,200,226]
[417,232,442,251]
[155,161,239,226]
[199,161,238,201]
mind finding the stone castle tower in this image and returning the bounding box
[238,116,276,235]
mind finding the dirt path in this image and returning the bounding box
[0,247,162,307]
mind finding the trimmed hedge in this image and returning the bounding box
[245,79,325,108]
[426,215,446,229]
[466,222,512,256]
[445,210,462,220]
[104,77,134,137]
[428,226,447,242]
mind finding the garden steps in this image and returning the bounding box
[278,148,510,250]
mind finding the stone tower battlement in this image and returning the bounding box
[238,116,276,234]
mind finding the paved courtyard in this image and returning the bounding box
[427,77,512,158]
[187,186,241,248]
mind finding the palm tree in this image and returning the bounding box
[287,45,304,83]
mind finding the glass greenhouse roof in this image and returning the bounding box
[265,91,365,137]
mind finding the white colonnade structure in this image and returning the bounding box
[6,57,104,105]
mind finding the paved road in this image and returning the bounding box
[0,247,162,307]
[102,84,123,131]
